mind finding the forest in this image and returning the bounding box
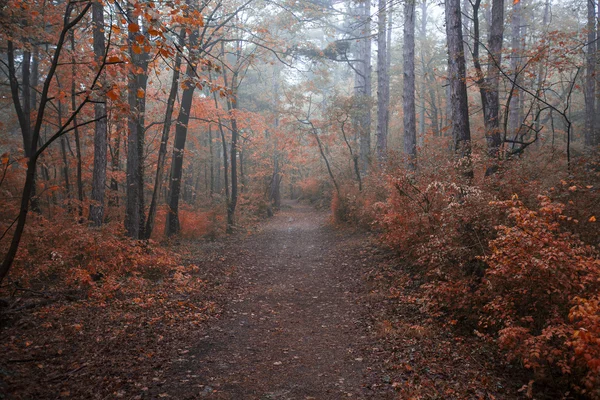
[0,0,599,398]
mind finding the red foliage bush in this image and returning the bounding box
[478,196,600,393]
[3,211,180,300]
[332,151,600,397]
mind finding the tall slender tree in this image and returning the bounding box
[165,26,200,236]
[508,0,523,137]
[403,0,417,166]
[124,2,149,239]
[472,0,504,159]
[585,0,596,148]
[376,0,389,161]
[89,0,108,226]
[445,0,472,167]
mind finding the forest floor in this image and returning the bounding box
[1,201,527,399]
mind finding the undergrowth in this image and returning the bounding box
[332,147,600,398]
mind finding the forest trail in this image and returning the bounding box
[157,201,376,399]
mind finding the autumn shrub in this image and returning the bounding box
[339,149,600,397]
[474,196,600,394]
[570,296,600,398]
[3,211,180,299]
[298,177,331,206]
[179,205,216,239]
[331,185,369,225]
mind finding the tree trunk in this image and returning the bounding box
[508,0,522,138]
[585,0,596,148]
[89,0,108,226]
[403,0,417,167]
[376,0,389,161]
[7,43,40,213]
[445,0,472,169]
[353,0,372,173]
[144,31,184,239]
[210,70,229,201]
[226,81,239,233]
[0,3,93,284]
[596,0,600,146]
[71,33,84,214]
[472,0,504,161]
[125,4,149,239]
[165,28,199,237]
[208,124,214,196]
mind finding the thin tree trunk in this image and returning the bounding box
[125,4,149,239]
[225,77,239,233]
[7,43,40,213]
[403,0,417,167]
[210,71,229,201]
[145,31,184,238]
[376,0,388,161]
[585,0,596,147]
[165,28,199,237]
[353,0,372,173]
[56,84,72,206]
[508,0,522,137]
[89,0,108,225]
[70,33,84,214]
[596,1,600,146]
[208,124,214,196]
[472,0,504,165]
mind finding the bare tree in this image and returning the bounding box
[376,0,389,161]
[585,0,596,147]
[124,1,149,239]
[89,0,108,225]
[445,0,472,171]
[403,0,417,167]
[471,0,504,160]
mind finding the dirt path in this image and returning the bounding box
[146,201,521,400]
[154,201,376,399]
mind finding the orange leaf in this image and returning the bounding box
[147,28,161,36]
[128,23,140,33]
[137,88,145,98]
[106,89,120,101]
[132,44,143,54]
[590,216,596,222]
[107,56,121,63]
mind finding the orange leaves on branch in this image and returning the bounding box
[128,22,140,33]
[136,88,145,99]
[131,44,143,55]
[106,87,120,101]
[147,27,162,37]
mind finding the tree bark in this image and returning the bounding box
[165,28,199,237]
[376,0,389,161]
[585,0,596,147]
[353,0,372,173]
[125,4,149,239]
[144,30,184,239]
[472,0,504,161]
[403,0,417,167]
[508,0,522,138]
[71,33,84,214]
[89,0,108,226]
[445,0,472,169]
